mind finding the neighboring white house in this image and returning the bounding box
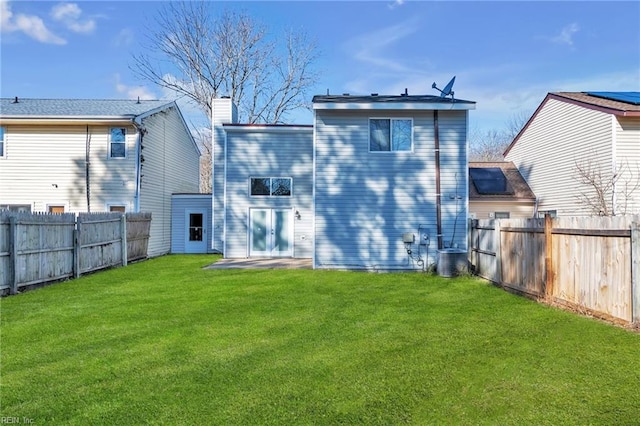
[504,92,640,217]
[0,97,201,257]
[211,92,476,270]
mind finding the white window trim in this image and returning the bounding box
[249,176,293,197]
[106,202,128,212]
[0,126,6,159]
[368,117,414,153]
[46,203,69,213]
[109,127,127,159]
[0,204,32,212]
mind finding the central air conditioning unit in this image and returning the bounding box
[437,248,468,278]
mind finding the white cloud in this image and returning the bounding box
[388,0,405,10]
[343,17,422,73]
[114,28,134,47]
[0,0,66,44]
[114,74,157,100]
[550,22,580,46]
[50,2,95,33]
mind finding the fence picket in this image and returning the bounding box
[469,214,640,325]
[0,212,151,295]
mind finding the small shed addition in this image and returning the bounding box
[171,194,213,254]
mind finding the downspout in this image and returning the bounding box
[434,110,443,249]
[133,116,145,213]
[85,125,91,212]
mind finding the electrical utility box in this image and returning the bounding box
[402,233,415,244]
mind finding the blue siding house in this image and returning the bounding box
[211,92,475,270]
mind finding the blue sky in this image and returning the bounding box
[1,0,639,134]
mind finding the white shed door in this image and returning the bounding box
[185,209,207,253]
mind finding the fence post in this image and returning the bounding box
[544,213,553,300]
[73,228,80,279]
[9,216,18,295]
[121,214,128,267]
[493,219,502,284]
[74,215,81,279]
[631,222,639,325]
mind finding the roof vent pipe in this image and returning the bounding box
[12,96,18,103]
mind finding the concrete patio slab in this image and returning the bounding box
[205,258,313,270]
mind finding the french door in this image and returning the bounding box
[249,208,293,257]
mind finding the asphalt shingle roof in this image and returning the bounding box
[0,98,174,118]
[469,162,536,200]
[552,92,640,114]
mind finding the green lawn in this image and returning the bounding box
[1,255,639,425]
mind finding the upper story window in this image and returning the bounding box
[369,118,412,152]
[110,127,126,158]
[250,177,292,197]
[0,126,5,157]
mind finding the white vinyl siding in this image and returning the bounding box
[0,124,136,213]
[171,194,213,254]
[505,99,613,216]
[138,107,200,257]
[614,116,640,214]
[223,127,313,258]
[469,200,536,220]
[314,109,468,270]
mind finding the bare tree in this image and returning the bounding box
[573,156,640,216]
[504,110,531,141]
[131,1,320,124]
[469,127,510,161]
[469,111,531,162]
[192,126,212,193]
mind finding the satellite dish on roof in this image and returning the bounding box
[432,76,456,98]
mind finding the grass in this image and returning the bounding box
[1,255,639,425]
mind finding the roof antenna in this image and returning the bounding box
[432,76,456,99]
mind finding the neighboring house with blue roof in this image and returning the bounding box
[0,97,200,257]
[211,91,476,270]
[504,92,640,217]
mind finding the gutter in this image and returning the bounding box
[85,125,91,212]
[132,116,146,213]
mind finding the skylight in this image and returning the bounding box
[469,167,512,195]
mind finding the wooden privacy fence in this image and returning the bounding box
[469,215,640,325]
[0,211,151,295]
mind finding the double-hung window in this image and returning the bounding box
[250,177,292,197]
[369,118,412,152]
[110,127,126,158]
[0,126,5,157]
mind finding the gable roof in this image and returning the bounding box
[313,93,475,111]
[503,91,640,157]
[0,98,174,120]
[0,97,199,155]
[469,162,535,201]
[549,92,640,115]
